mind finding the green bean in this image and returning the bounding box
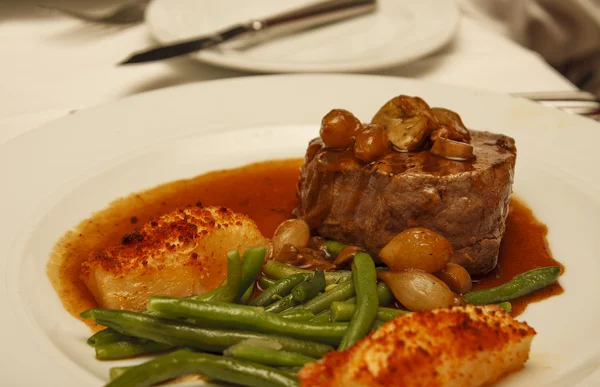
[277,367,301,378]
[498,301,512,313]
[147,303,264,322]
[236,246,267,302]
[344,281,394,307]
[263,261,352,285]
[265,294,299,313]
[224,343,316,367]
[309,311,332,323]
[292,270,325,302]
[194,247,265,304]
[372,320,386,330]
[95,340,174,360]
[259,276,277,290]
[191,252,267,302]
[374,281,394,306]
[251,273,312,307]
[324,284,338,291]
[214,250,243,303]
[81,309,332,358]
[109,366,133,381]
[338,253,378,351]
[240,285,254,305]
[278,367,302,374]
[373,307,409,321]
[87,328,124,347]
[330,302,410,323]
[279,309,315,322]
[188,285,224,302]
[463,266,561,305]
[107,349,298,387]
[288,279,355,315]
[323,240,348,258]
[148,298,348,346]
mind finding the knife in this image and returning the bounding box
[120,0,377,65]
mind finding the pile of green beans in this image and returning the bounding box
[82,241,561,387]
[147,298,348,346]
[82,308,331,358]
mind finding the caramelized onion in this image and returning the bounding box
[308,236,329,254]
[379,228,452,273]
[430,137,474,161]
[273,244,335,270]
[320,109,363,149]
[378,270,458,312]
[435,262,472,294]
[297,248,336,270]
[272,219,310,258]
[274,243,299,263]
[333,246,362,267]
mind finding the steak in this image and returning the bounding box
[295,131,516,275]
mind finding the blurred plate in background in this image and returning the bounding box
[145,0,459,73]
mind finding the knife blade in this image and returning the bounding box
[120,0,377,65]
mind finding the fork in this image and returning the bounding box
[514,91,600,120]
[41,0,149,24]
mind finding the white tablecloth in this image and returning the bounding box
[1,2,597,385]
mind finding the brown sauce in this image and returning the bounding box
[472,198,564,316]
[47,158,562,326]
[47,159,303,327]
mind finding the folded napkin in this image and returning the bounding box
[460,0,600,94]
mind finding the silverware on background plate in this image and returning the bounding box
[120,0,377,65]
[515,91,600,120]
[40,0,149,24]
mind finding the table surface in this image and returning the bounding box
[0,1,597,385]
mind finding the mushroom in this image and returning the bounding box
[371,96,438,152]
[431,107,471,143]
[430,137,474,161]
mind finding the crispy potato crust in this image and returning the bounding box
[83,206,254,275]
[299,305,535,387]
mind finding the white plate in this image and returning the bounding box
[1,74,600,386]
[145,0,459,73]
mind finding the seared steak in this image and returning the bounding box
[295,131,516,275]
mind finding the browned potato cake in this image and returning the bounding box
[299,305,535,387]
[81,206,267,310]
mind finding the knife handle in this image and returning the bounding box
[250,0,377,37]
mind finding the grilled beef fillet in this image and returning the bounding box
[295,131,516,275]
